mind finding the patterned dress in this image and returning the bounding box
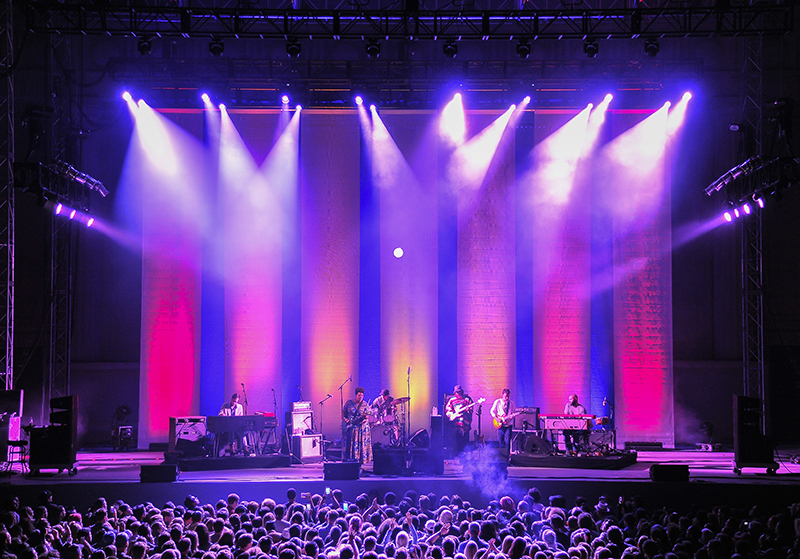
[343,399,373,464]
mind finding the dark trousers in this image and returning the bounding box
[498,425,513,449]
[563,430,587,454]
[454,428,470,455]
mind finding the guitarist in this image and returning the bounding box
[342,387,372,464]
[490,388,517,450]
[445,385,475,455]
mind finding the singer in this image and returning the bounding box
[342,387,372,465]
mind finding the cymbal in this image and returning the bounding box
[393,397,411,404]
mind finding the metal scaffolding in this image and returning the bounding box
[0,0,13,391]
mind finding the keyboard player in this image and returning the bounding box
[563,393,588,456]
[218,393,244,455]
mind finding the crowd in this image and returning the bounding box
[1,487,799,559]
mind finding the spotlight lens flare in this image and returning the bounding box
[393,247,404,258]
[55,203,63,215]
[369,104,376,112]
[683,92,693,101]
[122,91,132,102]
[743,203,751,215]
[756,197,765,208]
[734,208,740,218]
[523,96,531,104]
[87,217,95,228]
[296,105,302,111]
[219,103,226,111]
[724,212,733,222]
[69,209,77,220]
[281,94,290,104]
[201,93,210,103]
[604,93,613,102]
[355,95,363,106]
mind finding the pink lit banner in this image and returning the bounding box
[455,112,517,419]
[300,110,362,436]
[376,112,440,429]
[139,110,205,445]
[220,110,285,415]
[529,110,593,417]
[609,110,674,446]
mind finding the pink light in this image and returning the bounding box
[724,211,733,222]
[55,203,63,215]
[743,203,751,215]
[355,95,363,106]
[734,208,740,218]
[87,217,95,227]
[69,209,77,220]
[756,197,764,208]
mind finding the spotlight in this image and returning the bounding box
[87,217,95,228]
[286,39,301,59]
[55,203,63,215]
[742,203,751,215]
[644,39,659,58]
[209,38,224,57]
[366,39,381,59]
[69,209,77,220]
[355,95,363,106]
[281,94,290,105]
[583,39,598,59]
[755,196,765,208]
[137,37,153,56]
[201,93,210,104]
[515,39,531,60]
[443,40,458,59]
[122,91,132,102]
[733,208,740,218]
[724,211,733,222]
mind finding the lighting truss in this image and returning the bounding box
[25,3,794,41]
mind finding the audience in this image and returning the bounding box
[1,487,799,559]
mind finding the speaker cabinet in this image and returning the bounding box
[168,417,207,452]
[430,415,443,451]
[649,464,689,482]
[409,428,429,448]
[324,461,360,480]
[292,434,323,462]
[140,464,179,482]
[511,432,552,455]
[410,449,444,475]
[373,448,405,475]
[734,395,774,464]
[285,410,314,435]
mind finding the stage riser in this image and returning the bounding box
[509,452,637,470]
[169,454,292,471]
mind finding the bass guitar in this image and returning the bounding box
[446,397,486,422]
[492,410,524,429]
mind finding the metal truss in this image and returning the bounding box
[740,35,764,433]
[25,2,793,41]
[111,56,703,107]
[0,0,13,391]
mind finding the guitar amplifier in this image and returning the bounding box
[168,417,207,452]
[292,434,323,462]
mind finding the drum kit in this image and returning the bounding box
[370,396,410,447]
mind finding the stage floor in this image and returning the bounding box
[2,447,799,513]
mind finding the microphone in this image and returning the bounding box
[271,388,275,393]
[327,394,332,398]
[241,383,245,387]
[602,397,608,406]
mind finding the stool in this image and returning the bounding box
[6,440,28,473]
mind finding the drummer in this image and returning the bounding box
[371,389,396,424]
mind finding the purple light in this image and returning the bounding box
[756,197,765,208]
[55,203,63,215]
[219,103,226,111]
[743,203,751,215]
[370,104,376,112]
[523,96,531,104]
[296,105,302,111]
[281,94,290,105]
[683,92,692,101]
[733,208,740,218]
[87,217,95,228]
[355,95,363,106]
[664,101,672,109]
[724,211,733,222]
[201,93,210,103]
[604,93,613,103]
[122,91,132,102]
[69,209,77,220]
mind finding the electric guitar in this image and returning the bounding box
[492,410,524,429]
[446,398,486,422]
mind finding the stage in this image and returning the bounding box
[2,446,799,514]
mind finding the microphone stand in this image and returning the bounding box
[240,383,249,415]
[319,394,332,460]
[337,375,352,462]
[405,367,411,471]
[240,384,250,455]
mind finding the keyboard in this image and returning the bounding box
[538,414,594,430]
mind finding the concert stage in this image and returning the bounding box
[2,446,800,516]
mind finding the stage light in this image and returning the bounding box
[87,217,95,227]
[734,208,740,218]
[219,103,226,111]
[69,209,77,220]
[122,91,132,102]
[208,38,224,57]
[683,92,692,101]
[49,161,109,197]
[583,39,599,59]
[516,39,531,60]
[523,95,531,104]
[370,104,376,112]
[755,196,765,208]
[355,95,363,106]
[443,40,458,59]
[743,203,751,215]
[201,93,210,104]
[366,39,381,59]
[724,212,733,222]
[137,37,153,56]
[296,105,302,111]
[393,247,404,258]
[604,93,613,102]
[55,203,63,215]
[281,94,290,105]
[644,39,659,58]
[286,39,301,59]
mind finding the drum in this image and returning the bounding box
[382,411,396,425]
[595,417,610,426]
